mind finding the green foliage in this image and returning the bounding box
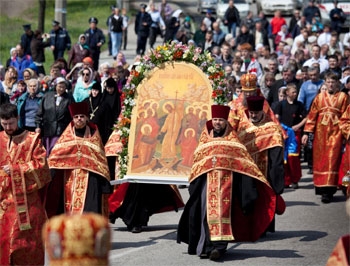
[0,0,118,70]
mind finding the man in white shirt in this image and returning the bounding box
[303,44,329,74]
[110,8,127,59]
[291,27,308,55]
[148,3,165,49]
[317,24,331,47]
[343,32,350,48]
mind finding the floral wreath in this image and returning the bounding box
[113,42,228,179]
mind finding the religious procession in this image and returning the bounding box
[0,0,349,265]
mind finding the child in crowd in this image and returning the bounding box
[274,83,307,189]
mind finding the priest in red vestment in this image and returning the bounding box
[47,101,112,217]
[228,73,282,132]
[234,96,286,234]
[338,103,350,198]
[0,103,51,265]
[302,72,349,203]
[177,105,276,261]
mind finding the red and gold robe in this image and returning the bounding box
[48,122,110,216]
[326,235,350,266]
[228,92,281,132]
[0,130,51,265]
[339,105,350,197]
[234,110,285,182]
[304,91,349,188]
[189,121,276,242]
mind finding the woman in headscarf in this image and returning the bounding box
[67,34,91,70]
[101,77,121,127]
[112,52,129,69]
[87,82,112,144]
[98,62,112,88]
[164,9,183,43]
[73,66,95,102]
[6,47,17,69]
[274,25,292,53]
[35,77,74,156]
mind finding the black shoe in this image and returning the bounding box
[291,183,299,189]
[109,212,117,224]
[209,249,221,261]
[131,226,142,233]
[321,194,332,203]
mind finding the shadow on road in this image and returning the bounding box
[257,230,328,242]
[223,247,303,262]
[285,200,319,207]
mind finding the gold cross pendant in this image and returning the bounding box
[212,156,217,168]
[77,150,82,161]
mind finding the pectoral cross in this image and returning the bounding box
[77,150,82,162]
[212,156,217,168]
[90,113,95,120]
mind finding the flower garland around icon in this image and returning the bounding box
[113,42,228,178]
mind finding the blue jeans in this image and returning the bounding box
[230,22,237,37]
[111,31,123,57]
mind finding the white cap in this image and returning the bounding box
[225,33,233,42]
[255,43,264,51]
[308,36,317,43]
[56,77,67,84]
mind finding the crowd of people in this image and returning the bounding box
[0,0,349,264]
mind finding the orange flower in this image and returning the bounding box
[173,50,183,59]
[131,70,139,77]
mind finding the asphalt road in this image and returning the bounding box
[108,163,349,266]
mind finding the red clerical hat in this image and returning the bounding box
[211,105,230,120]
[246,96,264,112]
[69,101,89,118]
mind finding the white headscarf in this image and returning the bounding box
[172,9,183,19]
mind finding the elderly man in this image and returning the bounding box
[0,103,51,265]
[47,101,112,217]
[177,104,276,261]
[267,64,301,105]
